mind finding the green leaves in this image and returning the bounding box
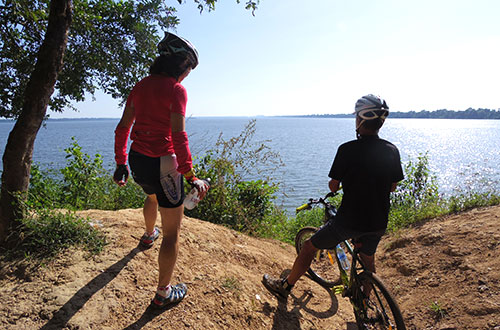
[388,153,442,230]
[18,208,107,259]
[185,119,286,235]
[0,0,259,119]
[392,152,439,207]
[27,137,145,210]
[56,0,175,109]
[387,152,500,231]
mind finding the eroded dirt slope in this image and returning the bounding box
[1,205,499,330]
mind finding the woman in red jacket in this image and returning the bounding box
[113,32,209,308]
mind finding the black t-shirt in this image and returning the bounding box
[329,135,404,231]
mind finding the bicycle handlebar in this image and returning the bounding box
[295,191,338,214]
[296,203,311,212]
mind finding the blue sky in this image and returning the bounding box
[51,0,500,118]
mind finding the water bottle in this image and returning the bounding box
[183,179,210,210]
[336,244,350,271]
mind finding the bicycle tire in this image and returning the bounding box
[294,227,341,288]
[352,271,406,330]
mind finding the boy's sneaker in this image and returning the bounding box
[140,227,160,248]
[151,283,187,308]
[262,274,293,299]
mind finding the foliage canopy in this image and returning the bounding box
[0,0,259,119]
[0,0,177,118]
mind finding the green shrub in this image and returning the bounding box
[388,152,500,231]
[259,193,343,244]
[9,207,107,260]
[392,152,439,206]
[59,138,108,209]
[185,120,288,235]
[28,164,61,209]
[447,190,500,213]
[388,152,444,230]
[28,137,145,210]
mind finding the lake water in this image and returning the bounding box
[1,117,499,214]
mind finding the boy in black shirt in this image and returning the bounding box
[263,94,404,298]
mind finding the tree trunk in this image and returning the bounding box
[0,0,73,242]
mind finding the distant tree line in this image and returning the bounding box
[293,108,500,119]
[390,108,500,119]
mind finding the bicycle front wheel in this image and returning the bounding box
[352,271,406,330]
[294,227,341,288]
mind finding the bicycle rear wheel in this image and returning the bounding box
[294,227,341,288]
[352,271,406,330]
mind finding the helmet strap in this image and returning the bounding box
[355,118,364,139]
[356,118,365,131]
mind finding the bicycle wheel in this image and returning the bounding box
[352,271,406,330]
[294,227,341,288]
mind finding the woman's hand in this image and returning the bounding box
[190,177,210,200]
[113,164,129,186]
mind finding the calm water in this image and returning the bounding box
[1,117,499,214]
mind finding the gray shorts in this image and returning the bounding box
[310,217,385,256]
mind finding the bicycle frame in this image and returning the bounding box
[332,239,367,296]
[297,192,369,297]
[296,193,407,329]
[337,240,401,327]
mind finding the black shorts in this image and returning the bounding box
[310,215,385,256]
[128,149,185,208]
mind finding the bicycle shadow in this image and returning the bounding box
[263,270,339,330]
[299,275,360,330]
[40,246,142,330]
[290,284,338,318]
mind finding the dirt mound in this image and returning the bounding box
[1,206,499,329]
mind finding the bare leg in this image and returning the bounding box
[157,204,184,287]
[286,239,319,285]
[359,252,375,297]
[359,252,375,273]
[143,194,158,233]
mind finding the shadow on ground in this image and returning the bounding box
[39,247,142,330]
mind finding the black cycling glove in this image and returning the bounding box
[113,164,129,185]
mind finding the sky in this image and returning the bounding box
[50,0,500,118]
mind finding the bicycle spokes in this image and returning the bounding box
[352,272,404,329]
[295,227,342,288]
[358,293,397,329]
[362,298,395,329]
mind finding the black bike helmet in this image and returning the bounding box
[354,94,389,121]
[158,32,199,69]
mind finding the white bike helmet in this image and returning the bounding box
[158,32,199,69]
[354,94,389,134]
[354,94,389,120]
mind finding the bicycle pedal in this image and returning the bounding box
[332,285,344,295]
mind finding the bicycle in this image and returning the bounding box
[295,192,406,330]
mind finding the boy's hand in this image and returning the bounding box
[329,179,341,192]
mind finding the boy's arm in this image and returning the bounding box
[329,179,341,193]
[390,182,398,192]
